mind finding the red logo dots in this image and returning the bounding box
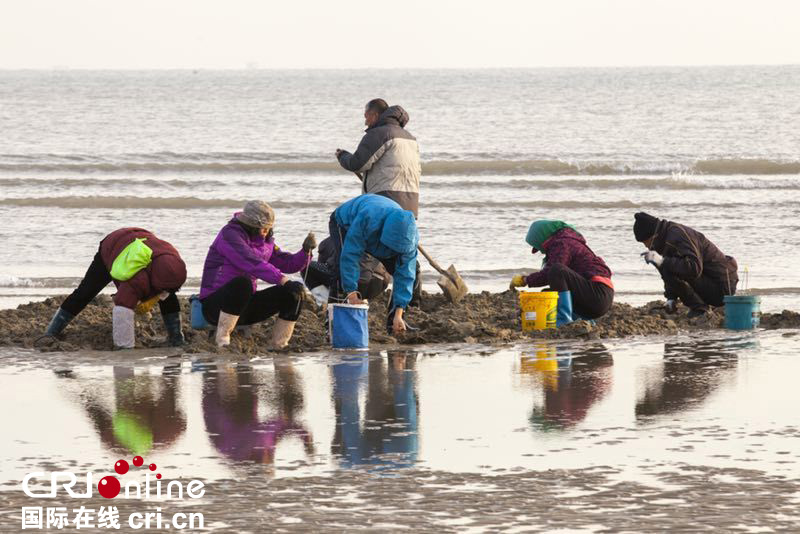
[114,459,129,475]
[99,456,166,498]
[98,476,121,499]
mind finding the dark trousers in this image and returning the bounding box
[201,276,302,325]
[61,250,180,317]
[327,212,420,303]
[546,263,614,320]
[662,271,736,311]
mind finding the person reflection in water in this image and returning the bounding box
[62,364,186,456]
[636,339,739,417]
[332,351,419,468]
[524,344,613,431]
[201,360,313,466]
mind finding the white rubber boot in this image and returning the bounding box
[271,318,296,350]
[215,312,240,347]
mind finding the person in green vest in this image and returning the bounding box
[40,228,187,349]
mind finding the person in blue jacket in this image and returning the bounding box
[327,194,419,335]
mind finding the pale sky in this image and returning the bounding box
[1,0,799,69]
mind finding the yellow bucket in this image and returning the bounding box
[519,291,558,331]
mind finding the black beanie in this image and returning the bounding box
[633,212,659,242]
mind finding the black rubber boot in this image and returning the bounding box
[409,261,423,308]
[687,307,708,319]
[162,312,185,346]
[44,307,75,337]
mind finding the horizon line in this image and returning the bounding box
[1,63,799,72]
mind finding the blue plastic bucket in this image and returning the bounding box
[189,294,212,330]
[329,303,369,350]
[724,295,761,330]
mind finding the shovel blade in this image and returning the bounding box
[436,265,468,303]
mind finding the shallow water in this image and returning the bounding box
[2,332,799,530]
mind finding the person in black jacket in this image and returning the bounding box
[633,212,738,318]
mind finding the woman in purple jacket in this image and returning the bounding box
[200,201,316,348]
[509,220,614,320]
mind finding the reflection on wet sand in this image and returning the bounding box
[332,350,419,468]
[637,339,740,417]
[201,359,314,467]
[522,343,613,430]
[60,363,186,456]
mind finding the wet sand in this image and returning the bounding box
[1,339,799,532]
[1,291,798,354]
[2,466,798,532]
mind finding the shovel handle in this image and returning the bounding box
[417,244,460,286]
[416,244,446,276]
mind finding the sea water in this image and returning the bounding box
[0,67,798,310]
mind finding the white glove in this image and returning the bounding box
[112,306,135,349]
[642,250,664,268]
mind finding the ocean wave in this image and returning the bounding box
[694,159,800,175]
[0,196,335,209]
[1,196,795,210]
[0,276,205,289]
[0,155,799,176]
[0,161,339,174]
[2,174,799,191]
[424,199,798,209]
[424,176,800,190]
[0,177,230,188]
[0,276,44,288]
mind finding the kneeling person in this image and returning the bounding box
[327,194,418,335]
[42,228,188,348]
[633,212,737,317]
[200,201,316,348]
[510,220,614,321]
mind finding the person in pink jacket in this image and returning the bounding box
[199,201,316,348]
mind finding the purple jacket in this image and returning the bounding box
[199,215,311,299]
[202,386,312,463]
[526,229,612,287]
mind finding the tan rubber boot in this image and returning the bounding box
[215,312,240,347]
[271,318,296,350]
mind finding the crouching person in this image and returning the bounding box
[199,201,315,348]
[510,220,614,322]
[302,237,393,304]
[327,194,419,335]
[42,228,187,348]
[633,212,737,318]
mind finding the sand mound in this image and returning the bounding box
[1,291,798,355]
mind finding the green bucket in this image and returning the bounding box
[723,295,761,330]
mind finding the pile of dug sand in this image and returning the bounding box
[2,291,798,355]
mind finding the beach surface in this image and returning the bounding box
[3,291,799,354]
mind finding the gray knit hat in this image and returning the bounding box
[237,200,275,229]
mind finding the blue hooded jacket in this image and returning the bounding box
[334,194,419,309]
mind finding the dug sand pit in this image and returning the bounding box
[1,291,799,354]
